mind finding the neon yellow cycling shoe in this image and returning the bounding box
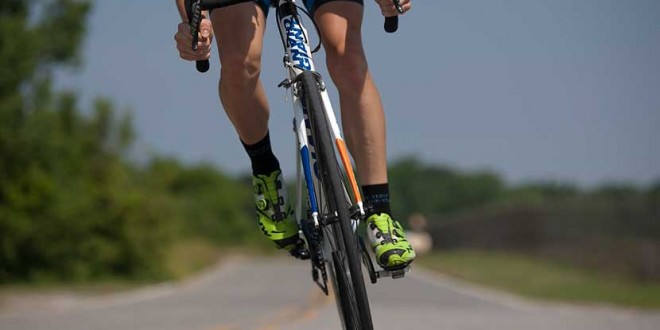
[253,170,307,258]
[366,213,416,269]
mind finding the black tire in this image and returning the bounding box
[330,249,359,329]
[300,71,373,330]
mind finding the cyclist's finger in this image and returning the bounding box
[175,34,195,58]
[178,45,211,61]
[197,19,213,51]
[376,0,411,16]
[179,53,211,61]
[177,39,208,59]
[177,22,192,42]
[196,41,211,54]
[175,23,211,59]
[177,43,197,59]
[199,18,213,42]
[399,0,412,14]
[192,51,211,61]
[376,1,397,17]
[175,33,197,55]
[174,31,191,48]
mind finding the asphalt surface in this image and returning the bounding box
[1,257,659,330]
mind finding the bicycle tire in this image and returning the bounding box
[300,71,374,330]
[330,248,359,329]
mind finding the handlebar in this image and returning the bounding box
[384,0,404,33]
[185,0,405,72]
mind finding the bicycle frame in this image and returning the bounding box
[184,1,408,328]
[270,0,365,228]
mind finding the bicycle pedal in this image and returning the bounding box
[290,248,310,260]
[289,240,311,260]
[376,265,411,280]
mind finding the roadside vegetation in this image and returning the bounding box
[419,250,660,309]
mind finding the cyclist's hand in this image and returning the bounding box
[174,16,213,61]
[375,0,411,17]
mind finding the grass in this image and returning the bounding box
[164,239,222,280]
[418,250,660,309]
[0,239,219,297]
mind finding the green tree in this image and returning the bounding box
[142,158,259,246]
[503,181,579,204]
[0,1,181,276]
[388,157,503,222]
[1,0,93,282]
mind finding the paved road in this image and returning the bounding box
[1,257,659,330]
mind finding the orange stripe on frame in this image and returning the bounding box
[335,139,362,204]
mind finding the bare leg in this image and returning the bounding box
[314,2,388,185]
[210,3,269,145]
[315,3,416,270]
[210,3,306,256]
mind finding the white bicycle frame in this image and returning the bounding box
[186,2,405,327]
[272,0,365,233]
[274,4,370,324]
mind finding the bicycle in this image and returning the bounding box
[184,1,409,329]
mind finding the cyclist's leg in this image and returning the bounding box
[210,2,269,145]
[210,2,304,254]
[313,1,416,268]
[312,1,386,186]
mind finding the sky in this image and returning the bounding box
[56,0,660,187]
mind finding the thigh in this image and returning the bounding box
[209,2,268,65]
[313,1,365,57]
[304,0,364,16]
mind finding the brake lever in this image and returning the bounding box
[393,0,404,13]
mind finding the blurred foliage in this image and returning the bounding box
[387,158,659,281]
[424,183,660,281]
[0,0,262,284]
[388,157,503,223]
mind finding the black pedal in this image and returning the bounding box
[376,266,411,280]
[289,241,310,260]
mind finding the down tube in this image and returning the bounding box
[294,97,319,224]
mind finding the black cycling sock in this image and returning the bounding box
[241,131,280,176]
[362,183,392,218]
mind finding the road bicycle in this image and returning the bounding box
[185,1,409,329]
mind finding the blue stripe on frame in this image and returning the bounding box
[300,146,319,213]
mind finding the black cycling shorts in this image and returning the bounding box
[255,0,364,17]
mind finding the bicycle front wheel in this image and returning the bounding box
[300,71,373,330]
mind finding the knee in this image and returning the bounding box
[219,53,262,89]
[325,48,369,92]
